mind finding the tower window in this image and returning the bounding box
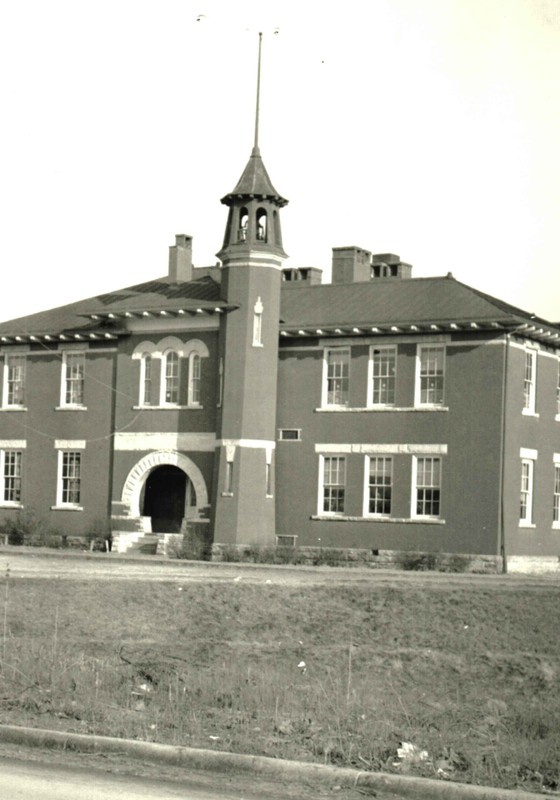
[256,208,267,242]
[238,208,248,242]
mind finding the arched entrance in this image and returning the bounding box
[141,465,194,533]
[120,450,209,532]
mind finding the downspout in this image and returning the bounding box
[498,333,510,573]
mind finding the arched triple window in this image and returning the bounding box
[132,337,209,408]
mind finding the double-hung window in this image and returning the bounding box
[62,353,85,407]
[556,361,560,418]
[523,348,537,414]
[519,458,534,525]
[58,451,82,507]
[413,456,441,518]
[324,348,349,407]
[370,347,396,406]
[162,351,180,405]
[366,456,392,515]
[553,459,560,527]
[140,354,152,406]
[188,354,201,406]
[417,346,445,406]
[4,355,26,407]
[1,450,22,504]
[321,455,346,514]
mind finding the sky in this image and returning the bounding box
[0,0,559,323]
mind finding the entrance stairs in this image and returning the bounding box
[112,531,159,555]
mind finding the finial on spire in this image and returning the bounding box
[253,32,263,153]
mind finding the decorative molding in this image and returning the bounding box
[315,443,448,455]
[520,447,538,459]
[0,440,26,449]
[217,438,276,450]
[54,440,86,450]
[114,432,215,451]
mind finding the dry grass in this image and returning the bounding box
[0,566,559,793]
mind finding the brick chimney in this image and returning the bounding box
[168,234,193,283]
[331,247,412,283]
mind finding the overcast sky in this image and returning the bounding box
[1,0,559,323]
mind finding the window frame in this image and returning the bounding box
[322,347,350,408]
[3,354,26,408]
[522,348,537,415]
[139,353,153,407]
[188,353,202,407]
[161,350,180,406]
[415,345,445,407]
[319,454,346,515]
[368,345,396,407]
[60,352,86,408]
[0,449,22,506]
[553,458,560,528]
[56,450,83,509]
[364,455,393,517]
[412,455,442,519]
[519,457,535,525]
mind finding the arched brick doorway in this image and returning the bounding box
[121,450,209,532]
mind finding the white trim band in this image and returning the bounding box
[315,443,448,455]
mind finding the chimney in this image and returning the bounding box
[168,234,193,282]
[331,246,372,283]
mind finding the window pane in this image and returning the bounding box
[326,349,349,406]
[372,349,396,405]
[553,465,560,523]
[7,356,26,406]
[142,355,152,405]
[62,452,81,505]
[65,354,85,405]
[165,352,180,404]
[419,347,444,405]
[190,354,201,404]
[3,451,22,502]
[415,457,441,517]
[323,456,346,513]
[368,456,392,514]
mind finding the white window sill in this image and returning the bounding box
[0,501,23,509]
[312,515,446,525]
[521,409,539,418]
[265,494,274,499]
[555,414,560,422]
[0,406,27,412]
[55,406,87,412]
[315,406,449,413]
[518,522,536,528]
[132,404,203,411]
[50,505,84,512]
[552,522,560,530]
[252,342,264,348]
[221,492,234,498]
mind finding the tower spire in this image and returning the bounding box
[253,32,262,153]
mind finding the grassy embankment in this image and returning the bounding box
[0,566,558,793]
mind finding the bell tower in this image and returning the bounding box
[212,34,288,547]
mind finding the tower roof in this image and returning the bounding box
[220,145,288,208]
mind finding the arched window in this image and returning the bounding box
[163,351,180,405]
[256,208,267,242]
[188,353,201,406]
[140,354,152,406]
[238,208,249,242]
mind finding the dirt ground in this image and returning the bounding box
[0,546,555,589]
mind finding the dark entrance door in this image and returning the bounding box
[142,465,187,533]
